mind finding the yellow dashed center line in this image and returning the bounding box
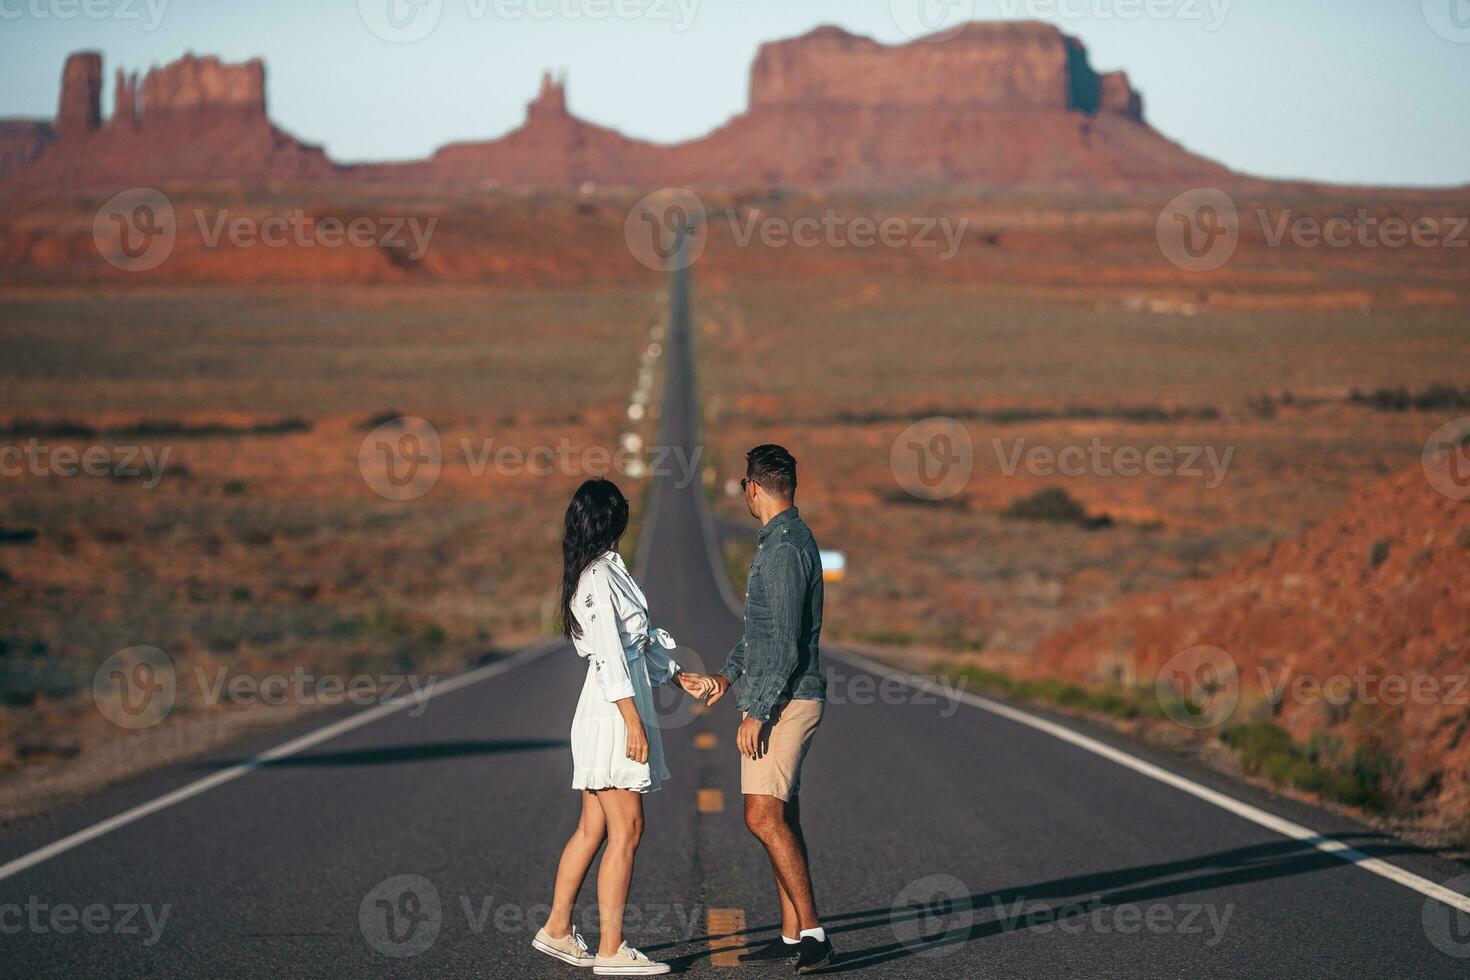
[707,907,747,967]
[697,788,724,813]
[695,732,718,749]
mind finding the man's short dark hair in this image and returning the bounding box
[746,444,797,498]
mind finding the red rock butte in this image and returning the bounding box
[1,22,1238,193]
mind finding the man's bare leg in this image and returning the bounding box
[770,796,812,938]
[744,793,819,932]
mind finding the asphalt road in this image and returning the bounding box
[2,259,1468,978]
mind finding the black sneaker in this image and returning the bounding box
[738,937,800,961]
[794,935,835,973]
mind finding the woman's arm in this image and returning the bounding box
[643,628,682,686]
[615,697,648,763]
[580,566,636,703]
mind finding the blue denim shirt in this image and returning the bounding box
[717,507,827,721]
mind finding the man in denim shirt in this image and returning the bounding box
[704,445,833,972]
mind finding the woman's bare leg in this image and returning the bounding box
[545,791,606,938]
[592,788,645,957]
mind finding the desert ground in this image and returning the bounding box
[2,185,1467,831]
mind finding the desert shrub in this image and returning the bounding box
[0,525,40,545]
[1222,721,1400,812]
[947,665,1140,719]
[1002,487,1087,524]
[1369,539,1392,569]
[362,409,405,430]
[1001,488,1112,529]
[1349,384,1470,412]
[0,642,90,706]
[857,630,916,648]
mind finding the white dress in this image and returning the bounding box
[568,551,680,794]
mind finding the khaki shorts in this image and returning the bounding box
[741,698,824,802]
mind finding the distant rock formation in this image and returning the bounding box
[1,23,1234,192]
[748,21,1138,115]
[56,52,102,137]
[3,50,337,187]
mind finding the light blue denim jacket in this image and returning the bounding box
[717,507,827,721]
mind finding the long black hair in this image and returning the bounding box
[560,478,630,640]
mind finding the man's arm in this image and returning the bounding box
[717,637,747,684]
[703,637,745,706]
[740,542,807,723]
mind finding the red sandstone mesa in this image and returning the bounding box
[2,23,1234,193]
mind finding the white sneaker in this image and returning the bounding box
[592,942,671,976]
[533,925,595,968]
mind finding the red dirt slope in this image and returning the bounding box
[1033,455,1470,827]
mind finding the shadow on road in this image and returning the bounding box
[196,738,570,769]
[653,834,1429,973]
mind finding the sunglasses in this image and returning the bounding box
[740,477,756,493]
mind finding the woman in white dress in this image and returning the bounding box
[533,479,710,976]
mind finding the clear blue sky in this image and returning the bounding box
[1,0,1466,186]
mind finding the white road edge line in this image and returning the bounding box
[831,648,1470,915]
[0,641,562,884]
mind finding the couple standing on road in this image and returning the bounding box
[532,444,836,976]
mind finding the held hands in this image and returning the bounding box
[676,670,716,699]
[676,671,730,705]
